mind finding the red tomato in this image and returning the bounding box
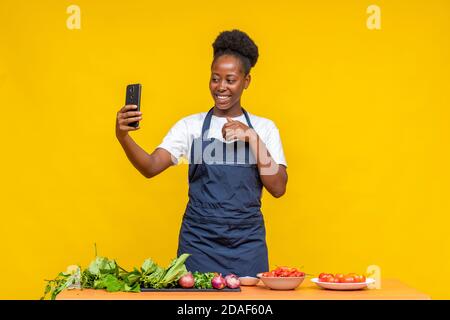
[321,275,334,283]
[319,273,331,281]
[289,271,297,277]
[334,273,345,283]
[354,275,366,283]
[269,266,305,277]
[343,274,355,283]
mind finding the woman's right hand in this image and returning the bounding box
[116,104,142,139]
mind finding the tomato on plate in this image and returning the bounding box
[319,274,335,283]
[319,273,331,281]
[318,272,366,284]
[354,274,366,283]
[343,274,356,283]
[334,273,345,283]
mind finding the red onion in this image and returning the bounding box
[224,274,240,289]
[211,273,226,289]
[178,272,195,288]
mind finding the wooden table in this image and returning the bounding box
[57,279,431,300]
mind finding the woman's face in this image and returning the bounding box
[210,54,250,112]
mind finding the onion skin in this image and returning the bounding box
[225,274,241,289]
[211,274,226,289]
[178,272,195,288]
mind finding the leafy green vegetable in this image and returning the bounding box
[141,258,157,275]
[142,265,165,288]
[87,256,118,277]
[124,282,141,293]
[123,267,142,286]
[94,274,123,292]
[81,256,120,289]
[41,272,71,300]
[41,249,192,299]
[155,253,190,289]
[193,272,216,289]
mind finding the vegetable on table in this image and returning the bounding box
[224,274,240,289]
[41,247,191,300]
[42,246,244,299]
[192,272,215,289]
[211,273,226,289]
[178,272,195,288]
[318,272,366,283]
[261,266,306,278]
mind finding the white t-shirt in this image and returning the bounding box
[157,111,288,167]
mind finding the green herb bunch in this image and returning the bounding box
[41,247,191,300]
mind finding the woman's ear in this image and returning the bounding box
[244,73,251,89]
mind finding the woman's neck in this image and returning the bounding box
[213,103,243,118]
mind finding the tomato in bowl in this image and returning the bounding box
[257,266,306,290]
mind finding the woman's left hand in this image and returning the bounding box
[222,117,257,142]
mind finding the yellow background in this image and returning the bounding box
[1,0,449,299]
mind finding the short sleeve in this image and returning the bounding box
[263,123,288,168]
[157,119,189,165]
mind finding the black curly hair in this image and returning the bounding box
[212,29,259,75]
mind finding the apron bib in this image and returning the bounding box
[177,107,269,277]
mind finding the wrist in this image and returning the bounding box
[116,132,129,143]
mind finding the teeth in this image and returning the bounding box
[216,95,230,99]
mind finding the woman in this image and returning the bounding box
[116,30,288,277]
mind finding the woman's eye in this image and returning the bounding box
[227,80,235,84]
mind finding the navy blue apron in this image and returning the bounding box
[177,107,269,277]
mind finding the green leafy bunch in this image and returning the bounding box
[192,272,216,289]
[41,246,191,300]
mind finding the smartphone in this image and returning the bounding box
[125,83,142,128]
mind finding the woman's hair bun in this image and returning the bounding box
[212,29,259,73]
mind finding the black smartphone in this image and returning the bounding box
[125,83,142,128]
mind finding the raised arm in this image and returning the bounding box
[116,104,174,178]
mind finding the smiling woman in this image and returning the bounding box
[210,30,259,116]
[116,29,288,278]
